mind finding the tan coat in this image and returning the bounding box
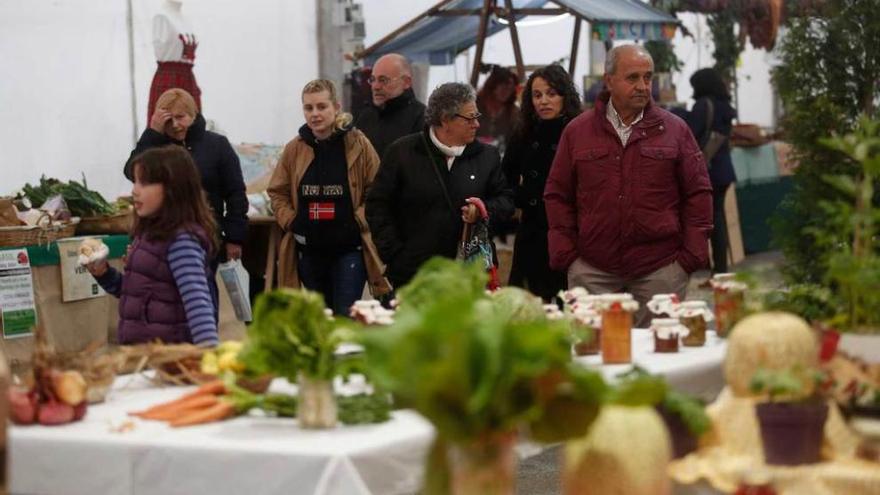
[267,128,391,296]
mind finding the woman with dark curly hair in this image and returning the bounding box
[503,64,582,301]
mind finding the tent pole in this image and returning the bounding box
[356,0,457,60]
[470,0,493,87]
[568,15,582,75]
[126,0,138,145]
[503,0,525,81]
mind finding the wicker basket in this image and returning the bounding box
[0,217,79,248]
[76,211,132,235]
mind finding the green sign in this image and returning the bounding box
[0,249,36,338]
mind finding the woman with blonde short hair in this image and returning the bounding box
[123,88,248,318]
[267,79,390,314]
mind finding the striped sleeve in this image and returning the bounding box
[168,233,218,347]
[94,266,122,297]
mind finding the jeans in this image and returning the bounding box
[297,248,367,316]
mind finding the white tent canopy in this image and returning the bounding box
[1,0,318,199]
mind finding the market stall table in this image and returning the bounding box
[9,374,434,495]
[576,328,727,401]
[10,333,728,495]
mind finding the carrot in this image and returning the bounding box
[129,380,225,418]
[179,380,226,400]
[133,395,220,421]
[169,400,236,427]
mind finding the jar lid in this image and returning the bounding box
[650,318,689,338]
[559,287,589,302]
[597,293,639,312]
[681,300,708,308]
[647,293,680,315]
[711,273,747,292]
[570,295,605,312]
[678,299,715,321]
[573,307,601,326]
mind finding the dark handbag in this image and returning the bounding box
[457,218,499,290]
[700,98,729,165]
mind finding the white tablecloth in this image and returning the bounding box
[10,332,726,495]
[10,374,434,495]
[575,329,727,401]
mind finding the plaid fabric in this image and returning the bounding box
[147,62,202,125]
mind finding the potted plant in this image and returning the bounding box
[240,289,344,429]
[361,258,607,495]
[750,366,829,465]
[818,118,880,335]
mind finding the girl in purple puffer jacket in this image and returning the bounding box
[86,145,220,346]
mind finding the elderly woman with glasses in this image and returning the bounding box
[366,82,514,289]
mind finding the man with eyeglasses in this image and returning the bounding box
[355,53,426,158]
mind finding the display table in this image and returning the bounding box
[10,332,729,495]
[9,374,435,495]
[576,328,727,401]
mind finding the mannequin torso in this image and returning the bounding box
[152,0,197,63]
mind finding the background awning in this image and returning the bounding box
[362,0,679,66]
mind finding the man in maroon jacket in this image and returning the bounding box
[544,44,713,326]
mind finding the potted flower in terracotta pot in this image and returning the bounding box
[750,366,829,465]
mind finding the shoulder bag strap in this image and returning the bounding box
[421,134,457,214]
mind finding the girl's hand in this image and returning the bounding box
[86,259,109,278]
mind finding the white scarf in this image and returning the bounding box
[429,127,465,170]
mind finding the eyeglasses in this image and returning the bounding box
[454,113,482,123]
[367,75,400,86]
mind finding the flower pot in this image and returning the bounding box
[297,376,336,429]
[448,431,517,495]
[755,401,828,465]
[656,405,698,459]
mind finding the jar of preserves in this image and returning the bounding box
[678,300,714,347]
[598,294,639,364]
[711,273,747,338]
[651,318,688,353]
